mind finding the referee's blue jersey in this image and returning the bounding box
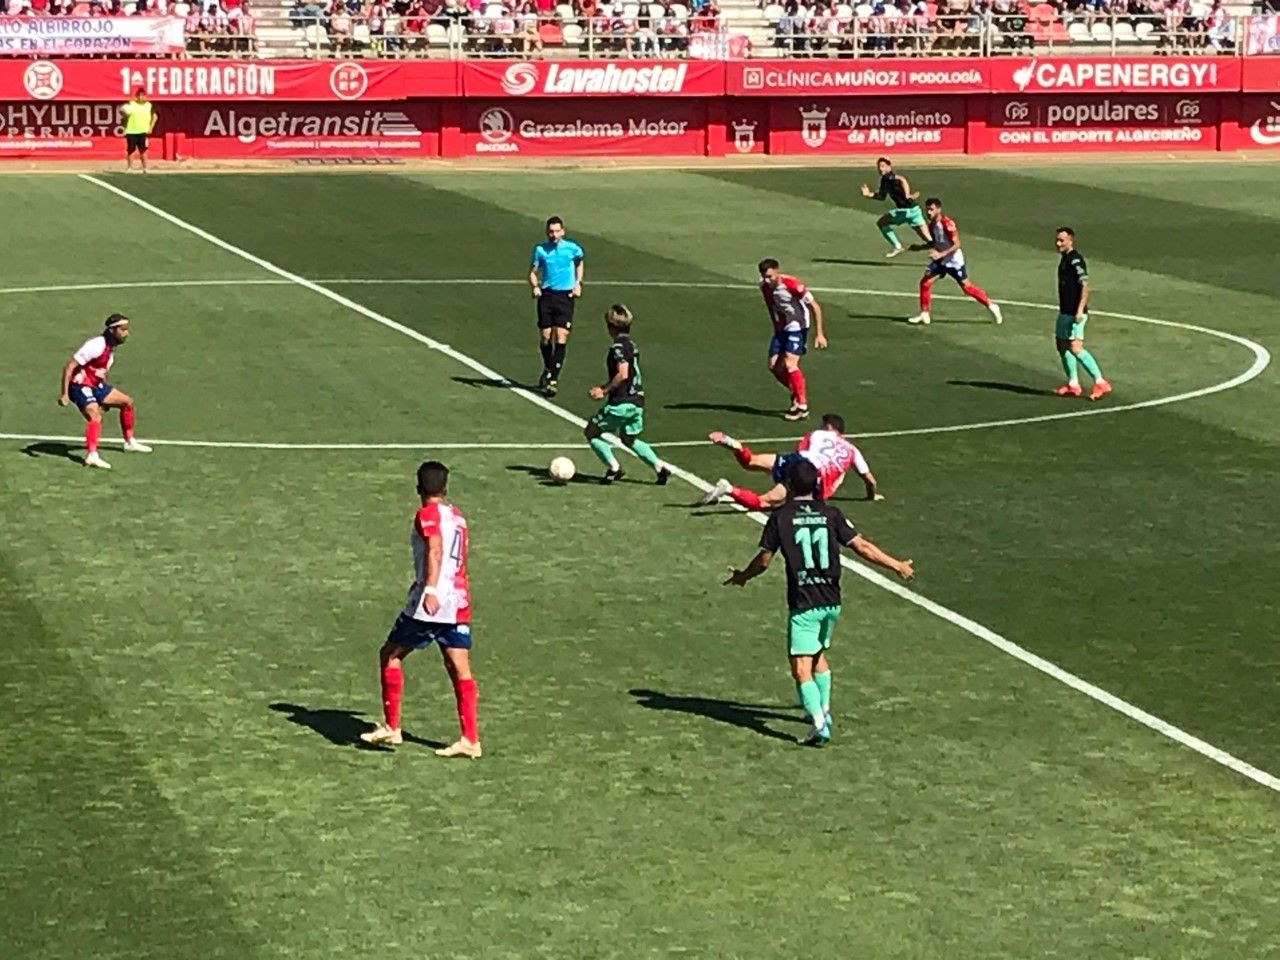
[531,239,584,292]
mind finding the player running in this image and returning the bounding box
[859,157,931,258]
[698,413,881,512]
[584,304,672,486]
[724,459,914,746]
[361,460,482,759]
[759,258,827,422]
[1054,226,1111,401]
[906,198,1003,327]
[57,312,151,470]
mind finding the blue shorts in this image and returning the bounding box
[770,451,807,486]
[69,382,112,411]
[924,259,968,283]
[768,329,807,358]
[386,613,473,650]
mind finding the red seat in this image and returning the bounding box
[539,21,564,42]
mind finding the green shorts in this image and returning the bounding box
[1055,312,1088,342]
[590,401,645,437]
[885,206,926,229]
[787,605,841,657]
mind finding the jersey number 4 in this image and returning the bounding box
[794,527,830,569]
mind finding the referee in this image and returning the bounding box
[528,215,584,397]
[120,88,157,174]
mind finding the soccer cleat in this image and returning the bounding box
[1055,383,1083,398]
[537,369,550,389]
[989,302,1003,325]
[801,720,832,747]
[602,466,625,485]
[83,452,112,470]
[434,737,482,759]
[906,312,931,325]
[885,246,905,259]
[544,379,558,398]
[359,723,403,746]
[122,438,152,453]
[708,431,742,452]
[783,405,810,422]
[655,466,671,486]
[699,477,734,505]
[1088,378,1113,402]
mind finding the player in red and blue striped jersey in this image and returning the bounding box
[906,198,1002,327]
[759,258,828,422]
[57,313,151,470]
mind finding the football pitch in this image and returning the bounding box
[2,162,1279,960]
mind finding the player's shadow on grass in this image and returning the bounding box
[665,401,780,419]
[630,688,801,743]
[21,441,82,464]
[846,310,908,322]
[507,463,607,486]
[947,379,1053,397]
[269,702,444,750]
[813,257,913,268]
[452,375,534,392]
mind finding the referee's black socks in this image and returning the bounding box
[540,341,555,375]
[551,342,567,379]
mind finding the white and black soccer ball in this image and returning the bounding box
[548,456,576,484]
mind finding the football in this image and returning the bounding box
[548,456,576,483]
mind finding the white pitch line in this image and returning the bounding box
[4,277,1270,449]
[79,173,1279,795]
[0,433,575,451]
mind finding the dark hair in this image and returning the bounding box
[105,312,129,329]
[133,87,146,97]
[821,413,845,434]
[877,156,891,166]
[924,196,942,208]
[417,460,449,496]
[757,257,780,275]
[546,216,564,229]
[1056,226,1075,237]
[786,458,819,497]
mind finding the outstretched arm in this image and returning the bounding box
[724,549,773,586]
[847,534,913,580]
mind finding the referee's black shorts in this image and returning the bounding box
[536,290,575,330]
[125,133,148,155]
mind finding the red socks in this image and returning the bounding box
[787,368,807,407]
[121,405,136,440]
[85,420,101,454]
[453,678,479,743]
[729,486,764,510]
[380,664,403,729]
[919,279,933,312]
[963,282,992,307]
[733,443,754,468]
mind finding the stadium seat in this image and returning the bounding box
[671,3,688,19]
[1067,20,1091,41]
[562,21,584,45]
[762,2,784,22]
[623,2,639,17]
[1113,19,1137,42]
[1090,20,1112,41]
[352,22,372,46]
[854,3,872,16]
[835,3,852,18]
[1134,19,1154,39]
[123,0,136,12]
[555,2,574,19]
[302,23,328,49]
[539,20,564,42]
[174,1,189,14]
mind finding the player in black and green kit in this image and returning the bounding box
[859,157,931,258]
[724,460,914,746]
[584,304,672,486]
[1053,226,1112,401]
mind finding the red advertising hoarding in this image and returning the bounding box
[768,96,966,154]
[728,59,989,96]
[1219,94,1280,151]
[989,56,1241,94]
[462,59,724,98]
[0,59,458,102]
[1242,55,1280,93]
[463,98,706,155]
[723,102,768,156]
[176,101,440,158]
[0,100,124,157]
[982,94,1218,152]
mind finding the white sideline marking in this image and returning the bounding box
[4,277,1270,449]
[79,173,1279,794]
[0,433,571,451]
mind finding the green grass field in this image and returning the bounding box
[2,162,1278,960]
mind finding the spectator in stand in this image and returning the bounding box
[656,0,687,50]
[1204,0,1233,49]
[627,1,656,53]
[776,0,801,50]
[29,0,48,14]
[690,0,718,31]
[516,0,545,52]
[533,0,553,18]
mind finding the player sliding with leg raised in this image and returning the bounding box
[859,157,932,259]
[700,413,881,511]
[724,459,914,746]
[906,198,1003,327]
[759,258,827,422]
[361,460,482,759]
[1053,226,1111,401]
[57,312,151,470]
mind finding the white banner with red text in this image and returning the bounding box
[0,17,185,57]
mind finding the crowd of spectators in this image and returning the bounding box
[768,0,1246,53]
[0,0,255,54]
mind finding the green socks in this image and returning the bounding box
[629,438,661,471]
[879,224,901,250]
[798,680,824,728]
[1076,349,1103,380]
[1060,350,1078,383]
[588,436,618,469]
[814,670,831,714]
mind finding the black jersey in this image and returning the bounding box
[1058,250,1089,315]
[605,334,644,406]
[879,172,917,209]
[759,498,859,612]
